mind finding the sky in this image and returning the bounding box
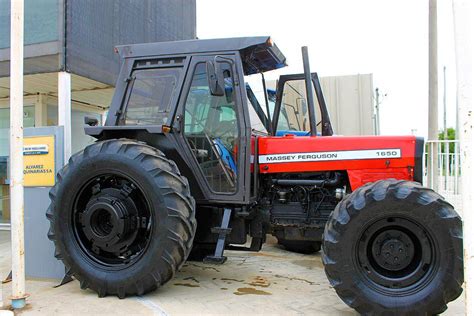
[196,0,457,137]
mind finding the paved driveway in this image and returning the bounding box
[0,231,465,315]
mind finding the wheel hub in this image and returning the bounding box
[371,230,414,271]
[357,217,434,289]
[75,182,147,262]
[82,195,133,250]
[73,173,153,267]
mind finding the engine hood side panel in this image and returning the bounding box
[258,135,418,190]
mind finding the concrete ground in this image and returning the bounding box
[0,231,465,315]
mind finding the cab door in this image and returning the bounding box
[175,55,249,203]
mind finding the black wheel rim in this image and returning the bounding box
[72,172,153,268]
[356,216,437,292]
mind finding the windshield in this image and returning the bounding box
[277,79,322,135]
[244,74,325,136]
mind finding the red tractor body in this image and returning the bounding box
[258,135,419,190]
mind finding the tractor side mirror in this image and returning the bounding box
[84,116,99,126]
[206,60,225,96]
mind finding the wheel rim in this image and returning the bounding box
[356,216,436,291]
[72,173,153,267]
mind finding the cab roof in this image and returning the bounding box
[116,36,287,75]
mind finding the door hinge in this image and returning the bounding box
[173,114,182,132]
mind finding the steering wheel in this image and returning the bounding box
[203,132,236,187]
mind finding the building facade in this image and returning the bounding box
[0,0,197,226]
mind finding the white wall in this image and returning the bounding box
[0,95,105,156]
[266,73,375,136]
[320,74,374,136]
[47,104,103,154]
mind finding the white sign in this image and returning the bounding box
[258,149,401,164]
[23,144,49,156]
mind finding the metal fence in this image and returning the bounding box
[424,140,463,213]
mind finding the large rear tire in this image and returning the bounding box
[322,179,463,315]
[47,139,196,298]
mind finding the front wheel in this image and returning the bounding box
[322,180,463,315]
[47,139,196,298]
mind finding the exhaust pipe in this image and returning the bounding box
[301,46,317,137]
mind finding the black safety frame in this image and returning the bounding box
[271,73,334,136]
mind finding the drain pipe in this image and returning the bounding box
[9,0,27,309]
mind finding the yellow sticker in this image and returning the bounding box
[23,135,55,187]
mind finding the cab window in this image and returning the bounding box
[122,68,181,125]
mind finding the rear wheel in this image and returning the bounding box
[47,139,196,298]
[278,239,321,254]
[323,180,463,315]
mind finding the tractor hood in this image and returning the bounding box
[115,36,287,75]
[258,135,424,188]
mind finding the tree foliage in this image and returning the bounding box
[438,127,456,153]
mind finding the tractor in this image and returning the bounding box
[47,37,463,315]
